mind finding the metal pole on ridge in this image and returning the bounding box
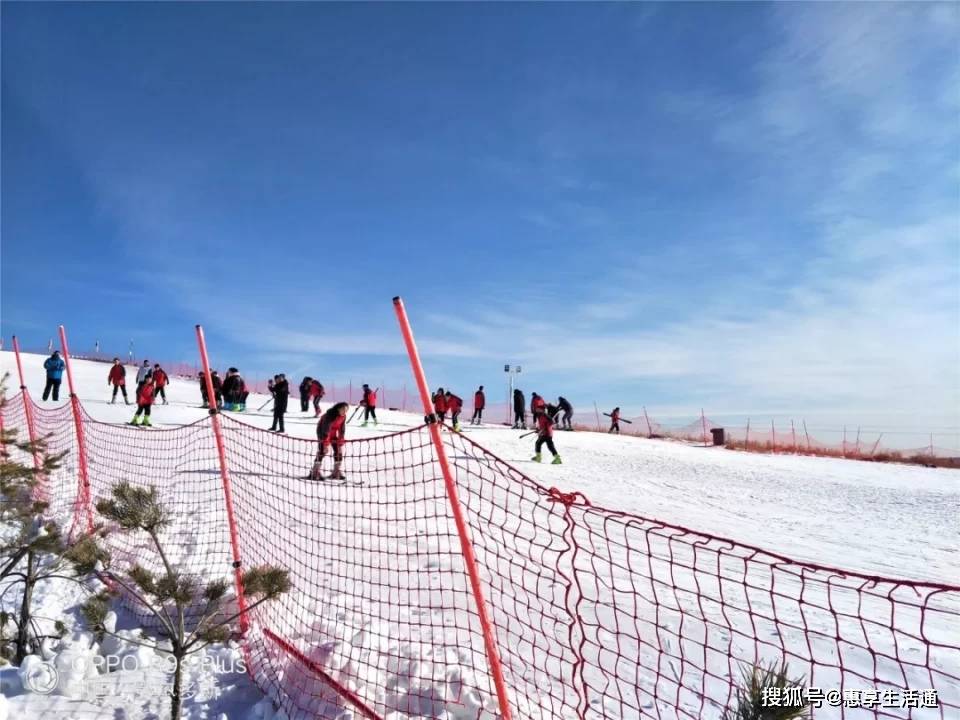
[195,325,250,634]
[392,296,513,720]
[58,326,94,535]
[11,336,41,475]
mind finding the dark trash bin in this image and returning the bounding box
[710,428,725,446]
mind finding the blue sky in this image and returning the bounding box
[2,2,958,427]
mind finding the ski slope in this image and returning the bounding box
[2,351,955,585]
[1,351,958,720]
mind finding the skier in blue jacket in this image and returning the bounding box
[42,351,65,401]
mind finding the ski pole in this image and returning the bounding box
[257,396,274,412]
[346,405,363,424]
[519,430,538,439]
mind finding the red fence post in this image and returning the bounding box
[392,297,513,720]
[771,419,776,453]
[804,419,811,451]
[791,420,797,453]
[11,336,41,475]
[195,325,249,634]
[843,425,847,458]
[870,434,883,457]
[58,326,94,535]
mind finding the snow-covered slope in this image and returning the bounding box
[3,350,955,584]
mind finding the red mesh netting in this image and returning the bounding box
[2,391,958,719]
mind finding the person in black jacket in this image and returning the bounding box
[211,370,223,408]
[299,376,312,412]
[557,396,574,430]
[513,388,526,429]
[270,374,289,432]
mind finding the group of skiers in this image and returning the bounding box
[36,350,626,471]
[511,389,574,431]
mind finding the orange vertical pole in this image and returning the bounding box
[771,419,776,453]
[11,336,41,474]
[195,326,249,634]
[58,326,94,534]
[791,419,797,453]
[392,297,513,720]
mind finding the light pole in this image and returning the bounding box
[504,364,522,425]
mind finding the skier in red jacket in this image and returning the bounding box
[471,386,485,425]
[532,404,562,464]
[310,380,325,416]
[433,388,448,423]
[311,402,348,480]
[609,407,621,434]
[130,374,156,426]
[445,391,463,431]
[360,384,378,427]
[531,393,546,422]
[107,358,129,405]
[152,364,169,405]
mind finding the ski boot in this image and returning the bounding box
[453,423,461,433]
[129,416,141,426]
[141,417,152,427]
[329,462,346,480]
[238,404,246,412]
[125,399,131,405]
[110,398,116,404]
[551,455,563,465]
[362,422,369,428]
[531,453,542,463]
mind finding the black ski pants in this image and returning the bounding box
[42,378,61,401]
[535,436,558,456]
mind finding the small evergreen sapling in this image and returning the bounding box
[84,481,290,720]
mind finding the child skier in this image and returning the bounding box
[530,393,546,423]
[557,396,574,430]
[609,407,621,434]
[152,364,169,405]
[445,391,463,431]
[130,373,156,426]
[311,402,348,480]
[433,388,447,424]
[310,379,325,416]
[471,386,485,425]
[108,358,129,405]
[361,384,378,427]
[270,374,289,433]
[532,404,562,464]
[299,377,312,412]
[513,389,526,429]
